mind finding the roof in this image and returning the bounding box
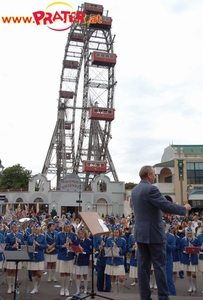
[154,160,174,168]
[172,145,203,154]
[161,144,203,162]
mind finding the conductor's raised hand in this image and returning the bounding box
[185,204,191,211]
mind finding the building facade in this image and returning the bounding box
[0,173,125,218]
[154,144,203,211]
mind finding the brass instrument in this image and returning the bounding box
[46,242,55,254]
[93,248,99,255]
[177,225,184,233]
[46,232,56,254]
[126,251,131,259]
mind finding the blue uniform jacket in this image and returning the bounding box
[181,237,199,265]
[132,180,186,244]
[0,233,4,262]
[5,232,25,250]
[128,234,137,267]
[105,236,126,266]
[198,233,203,261]
[55,231,78,261]
[172,236,181,262]
[166,232,176,261]
[27,234,47,262]
[45,230,58,255]
[75,238,92,266]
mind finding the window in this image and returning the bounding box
[165,176,172,183]
[187,162,203,184]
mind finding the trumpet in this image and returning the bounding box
[177,225,184,233]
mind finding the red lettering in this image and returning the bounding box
[69,11,76,23]
[43,12,53,25]
[32,11,45,25]
[76,12,86,24]
[2,16,11,23]
[53,11,63,22]
[90,15,97,24]
[97,14,102,24]
[61,11,70,23]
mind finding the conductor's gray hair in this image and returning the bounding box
[139,165,153,179]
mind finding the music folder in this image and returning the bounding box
[185,246,199,254]
[104,247,120,257]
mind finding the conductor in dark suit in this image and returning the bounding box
[132,165,191,300]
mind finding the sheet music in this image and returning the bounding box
[98,219,109,232]
[104,247,120,257]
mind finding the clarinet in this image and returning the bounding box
[99,235,105,261]
[75,239,83,265]
[33,235,37,261]
[111,237,117,265]
[14,233,19,251]
[66,232,70,258]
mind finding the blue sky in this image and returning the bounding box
[0,0,203,186]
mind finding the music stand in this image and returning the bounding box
[185,246,199,296]
[3,250,30,300]
[74,212,114,300]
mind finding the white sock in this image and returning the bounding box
[118,282,124,293]
[7,276,11,291]
[60,276,65,289]
[65,276,70,290]
[191,277,196,291]
[84,279,88,291]
[36,276,41,288]
[76,279,81,293]
[32,277,37,290]
[187,276,192,289]
[111,282,117,293]
[52,269,56,279]
[47,269,51,280]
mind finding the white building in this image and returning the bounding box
[0,173,125,218]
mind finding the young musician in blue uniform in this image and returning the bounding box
[166,225,176,296]
[170,224,182,284]
[74,226,92,295]
[24,217,36,281]
[198,230,203,292]
[94,234,111,292]
[55,219,78,296]
[0,225,4,271]
[27,222,47,294]
[128,232,138,286]
[5,220,24,294]
[104,224,126,293]
[45,220,59,282]
[181,227,199,293]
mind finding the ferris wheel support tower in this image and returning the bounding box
[42,2,119,188]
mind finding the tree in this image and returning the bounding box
[125,182,137,189]
[0,164,32,189]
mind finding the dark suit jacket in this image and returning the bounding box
[132,180,186,244]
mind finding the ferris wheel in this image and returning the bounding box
[42,2,118,188]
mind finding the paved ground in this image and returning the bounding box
[0,266,203,300]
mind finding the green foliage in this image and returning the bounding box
[125,182,137,189]
[0,164,32,189]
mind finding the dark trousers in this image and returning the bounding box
[97,264,111,292]
[137,242,170,300]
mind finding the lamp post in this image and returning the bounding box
[76,184,82,219]
[178,160,184,206]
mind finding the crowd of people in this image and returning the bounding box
[0,206,203,297]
